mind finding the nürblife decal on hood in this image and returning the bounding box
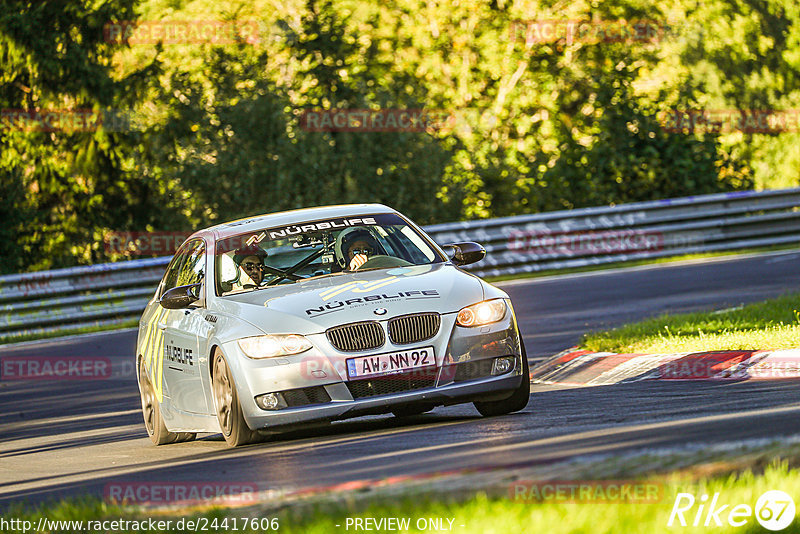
[319,276,402,301]
[305,289,440,317]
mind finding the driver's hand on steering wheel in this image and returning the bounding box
[349,253,369,270]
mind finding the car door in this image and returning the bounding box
[159,239,210,414]
[140,243,193,406]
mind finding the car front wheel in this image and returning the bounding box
[213,349,258,447]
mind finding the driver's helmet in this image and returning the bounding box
[335,227,385,269]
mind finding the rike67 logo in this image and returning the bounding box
[668,490,795,531]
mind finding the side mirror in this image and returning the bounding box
[442,242,486,266]
[159,283,201,309]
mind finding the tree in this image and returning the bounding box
[0,0,171,272]
[149,0,456,226]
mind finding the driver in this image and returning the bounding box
[337,228,384,271]
[233,247,267,288]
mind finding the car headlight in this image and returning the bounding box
[456,299,507,327]
[237,335,313,359]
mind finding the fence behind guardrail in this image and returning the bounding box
[2,188,799,342]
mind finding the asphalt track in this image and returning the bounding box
[2,250,800,509]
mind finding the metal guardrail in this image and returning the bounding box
[0,258,170,342]
[2,188,799,342]
[426,187,800,277]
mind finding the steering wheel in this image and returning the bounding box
[354,255,413,270]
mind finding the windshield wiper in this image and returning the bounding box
[266,248,326,286]
[261,264,303,282]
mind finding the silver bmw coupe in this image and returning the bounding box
[136,204,529,446]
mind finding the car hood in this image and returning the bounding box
[214,263,485,334]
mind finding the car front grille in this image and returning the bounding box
[387,313,441,345]
[346,369,437,399]
[326,321,385,352]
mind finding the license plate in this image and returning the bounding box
[346,346,435,379]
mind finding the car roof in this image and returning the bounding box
[189,203,399,242]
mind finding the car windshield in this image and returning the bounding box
[215,213,443,296]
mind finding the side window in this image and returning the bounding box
[159,240,205,297]
[176,241,206,287]
[160,249,190,297]
[399,226,436,262]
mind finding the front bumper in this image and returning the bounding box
[220,303,524,430]
[249,371,523,430]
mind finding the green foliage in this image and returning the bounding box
[149,1,456,227]
[0,169,30,273]
[0,0,174,271]
[1,0,797,272]
[542,69,752,209]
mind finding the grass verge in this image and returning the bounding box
[2,460,798,533]
[582,293,800,354]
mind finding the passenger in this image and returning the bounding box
[233,247,267,288]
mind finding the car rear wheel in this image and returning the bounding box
[213,349,258,447]
[138,358,196,445]
[473,340,531,417]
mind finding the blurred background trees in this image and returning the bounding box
[1,0,797,272]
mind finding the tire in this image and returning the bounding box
[473,340,531,417]
[391,405,434,418]
[213,349,258,447]
[138,358,196,445]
